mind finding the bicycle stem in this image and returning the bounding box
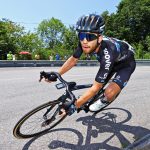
[54,72,77,103]
[40,71,76,103]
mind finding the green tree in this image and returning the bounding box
[146,36,150,52]
[0,18,24,59]
[37,17,66,49]
[114,0,150,43]
[17,32,44,53]
[63,26,78,51]
[134,42,144,59]
[102,11,120,37]
[103,0,150,58]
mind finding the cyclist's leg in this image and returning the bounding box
[89,59,136,111]
[104,82,121,102]
[105,59,136,102]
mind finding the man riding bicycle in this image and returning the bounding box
[44,14,136,115]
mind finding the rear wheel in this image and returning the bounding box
[13,100,67,139]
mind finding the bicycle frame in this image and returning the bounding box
[13,71,116,139]
[53,70,116,113]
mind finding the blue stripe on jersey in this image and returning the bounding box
[103,36,121,52]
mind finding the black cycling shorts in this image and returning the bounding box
[112,58,136,89]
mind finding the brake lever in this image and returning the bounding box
[39,71,46,82]
[39,75,43,82]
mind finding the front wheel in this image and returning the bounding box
[13,100,67,139]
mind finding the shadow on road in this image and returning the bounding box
[22,107,150,150]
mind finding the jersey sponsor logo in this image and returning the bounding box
[116,75,120,80]
[98,73,108,80]
[104,48,111,70]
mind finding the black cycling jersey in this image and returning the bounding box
[73,36,136,89]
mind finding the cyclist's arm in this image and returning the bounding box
[58,43,82,75]
[75,81,103,108]
[58,56,78,75]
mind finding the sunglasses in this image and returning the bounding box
[78,32,98,41]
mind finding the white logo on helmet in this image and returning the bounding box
[100,24,105,33]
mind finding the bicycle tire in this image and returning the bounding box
[13,100,67,139]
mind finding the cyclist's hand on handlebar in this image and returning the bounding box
[45,74,57,82]
[39,71,58,82]
[60,101,77,116]
[45,78,53,83]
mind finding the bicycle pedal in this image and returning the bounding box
[41,117,55,127]
[83,104,89,113]
[83,108,89,113]
[41,121,48,127]
[77,108,81,113]
[77,106,89,113]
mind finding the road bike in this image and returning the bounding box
[13,71,115,139]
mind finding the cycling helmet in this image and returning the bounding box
[76,14,105,34]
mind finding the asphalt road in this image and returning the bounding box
[0,66,150,150]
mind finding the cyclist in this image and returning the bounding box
[44,14,136,115]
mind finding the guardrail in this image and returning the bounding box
[135,59,150,65]
[0,59,150,67]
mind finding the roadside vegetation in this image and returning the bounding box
[0,0,150,60]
